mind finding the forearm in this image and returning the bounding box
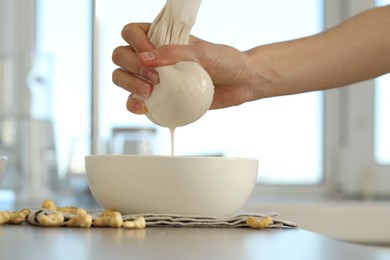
[247,5,390,98]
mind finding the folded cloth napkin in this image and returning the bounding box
[122,212,298,228]
[27,209,298,229]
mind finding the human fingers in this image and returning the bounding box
[112,45,159,84]
[138,44,201,68]
[126,95,147,114]
[112,68,153,98]
[121,23,154,53]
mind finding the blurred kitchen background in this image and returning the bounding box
[1,0,390,246]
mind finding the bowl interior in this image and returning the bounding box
[85,155,258,216]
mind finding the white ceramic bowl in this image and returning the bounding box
[85,155,258,216]
[0,156,7,182]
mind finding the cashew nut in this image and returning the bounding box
[0,211,10,225]
[93,210,123,228]
[36,210,65,227]
[122,216,146,229]
[67,213,92,228]
[247,216,273,229]
[42,199,86,215]
[0,209,30,225]
[8,208,30,224]
[41,199,57,211]
[57,206,87,215]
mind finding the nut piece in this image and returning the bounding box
[41,199,87,216]
[122,216,146,229]
[0,209,30,225]
[93,210,123,228]
[37,211,65,227]
[58,206,87,215]
[8,208,30,225]
[41,199,57,211]
[247,216,273,229]
[0,211,10,225]
[67,213,92,228]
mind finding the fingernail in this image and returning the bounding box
[146,69,159,84]
[128,95,147,114]
[137,81,151,97]
[140,52,156,61]
[134,101,146,112]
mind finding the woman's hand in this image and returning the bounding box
[112,23,269,114]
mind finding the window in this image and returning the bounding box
[375,74,390,165]
[329,0,390,197]
[32,0,390,198]
[36,0,92,178]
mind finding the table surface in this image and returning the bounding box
[0,225,389,260]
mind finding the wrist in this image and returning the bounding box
[244,46,281,100]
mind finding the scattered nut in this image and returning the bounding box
[67,213,92,228]
[57,206,87,215]
[8,208,30,224]
[41,199,57,211]
[0,211,10,225]
[41,199,86,215]
[247,216,273,229]
[2,200,147,229]
[0,209,30,225]
[93,210,123,228]
[100,209,116,217]
[37,210,65,227]
[39,200,93,228]
[122,216,146,229]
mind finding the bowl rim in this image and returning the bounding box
[85,154,258,162]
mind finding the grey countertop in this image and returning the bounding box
[1,225,389,260]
